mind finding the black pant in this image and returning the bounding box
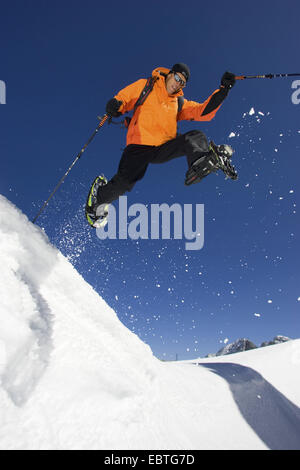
[97,130,209,205]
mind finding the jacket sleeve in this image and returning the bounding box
[114,79,147,114]
[177,87,229,122]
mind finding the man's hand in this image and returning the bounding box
[106,98,123,117]
[221,71,236,89]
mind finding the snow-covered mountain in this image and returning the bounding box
[0,195,300,450]
[215,338,257,356]
[208,336,292,357]
[261,335,292,347]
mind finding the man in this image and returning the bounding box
[86,63,237,228]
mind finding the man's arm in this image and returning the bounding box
[178,71,235,122]
[106,79,147,117]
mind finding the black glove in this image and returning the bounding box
[106,98,123,117]
[221,71,236,90]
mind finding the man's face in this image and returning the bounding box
[165,72,186,95]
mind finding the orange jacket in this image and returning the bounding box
[115,67,225,147]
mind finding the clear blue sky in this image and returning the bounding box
[1,0,300,359]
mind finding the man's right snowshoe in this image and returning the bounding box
[185,141,237,186]
[85,175,109,228]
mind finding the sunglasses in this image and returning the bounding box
[173,72,186,87]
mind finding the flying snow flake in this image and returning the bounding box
[249,107,255,115]
[224,338,229,344]
[258,111,265,116]
[229,132,236,138]
[267,300,273,304]
[254,313,261,317]
[289,190,294,194]
[297,297,300,302]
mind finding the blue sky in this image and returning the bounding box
[1,0,300,359]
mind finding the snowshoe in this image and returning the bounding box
[185,141,237,186]
[85,175,109,228]
[209,141,238,181]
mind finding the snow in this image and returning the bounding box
[0,194,300,450]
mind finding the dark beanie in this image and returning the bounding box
[171,63,191,82]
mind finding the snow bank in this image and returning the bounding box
[0,195,299,450]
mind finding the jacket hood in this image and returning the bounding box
[152,67,184,97]
[152,66,170,78]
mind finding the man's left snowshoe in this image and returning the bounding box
[85,175,109,228]
[209,141,238,181]
[185,141,237,185]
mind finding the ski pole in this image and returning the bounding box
[32,114,109,224]
[235,73,300,80]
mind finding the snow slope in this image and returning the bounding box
[0,195,299,450]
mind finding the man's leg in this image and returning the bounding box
[150,130,236,185]
[95,130,212,209]
[96,131,210,205]
[96,144,155,205]
[150,130,210,167]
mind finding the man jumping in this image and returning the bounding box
[85,63,237,228]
